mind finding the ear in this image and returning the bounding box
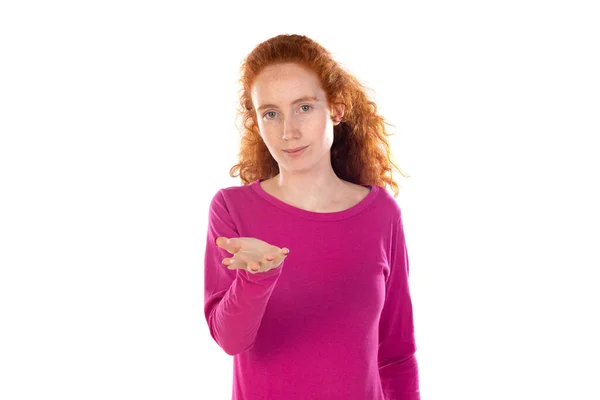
[331,102,345,125]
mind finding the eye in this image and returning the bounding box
[263,105,312,120]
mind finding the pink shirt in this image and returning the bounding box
[204,179,420,399]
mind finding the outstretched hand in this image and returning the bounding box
[215,236,290,274]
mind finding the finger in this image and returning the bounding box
[216,237,239,256]
[215,237,229,249]
[223,237,242,253]
[281,247,290,255]
[249,261,260,272]
[222,257,241,270]
[226,262,241,270]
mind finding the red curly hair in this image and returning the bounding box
[229,33,409,198]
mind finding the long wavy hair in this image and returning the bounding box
[229,33,409,198]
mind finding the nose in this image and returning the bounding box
[282,116,299,141]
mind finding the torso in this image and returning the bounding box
[260,178,371,213]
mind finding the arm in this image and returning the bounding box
[203,190,283,355]
[378,215,421,400]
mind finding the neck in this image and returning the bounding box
[271,171,347,210]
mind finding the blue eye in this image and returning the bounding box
[264,105,312,120]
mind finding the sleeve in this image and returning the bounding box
[203,189,284,356]
[378,214,421,400]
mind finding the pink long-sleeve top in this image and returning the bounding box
[203,179,420,400]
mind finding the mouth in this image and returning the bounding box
[283,146,308,153]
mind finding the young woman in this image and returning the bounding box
[204,33,420,400]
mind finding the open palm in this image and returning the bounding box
[216,236,290,274]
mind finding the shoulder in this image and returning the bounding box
[209,181,262,216]
[211,181,254,200]
[343,180,401,223]
[208,183,243,211]
[371,183,403,222]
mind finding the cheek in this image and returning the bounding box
[258,112,328,134]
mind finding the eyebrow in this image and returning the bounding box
[257,96,319,112]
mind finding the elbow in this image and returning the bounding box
[205,305,256,356]
[222,341,255,356]
[208,325,254,356]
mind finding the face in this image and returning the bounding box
[250,63,344,171]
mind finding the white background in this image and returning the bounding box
[1,1,599,399]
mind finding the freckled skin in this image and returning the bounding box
[222,63,343,273]
[250,62,347,211]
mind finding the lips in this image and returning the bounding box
[283,146,308,153]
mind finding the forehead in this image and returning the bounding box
[251,63,324,102]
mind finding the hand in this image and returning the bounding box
[215,236,290,274]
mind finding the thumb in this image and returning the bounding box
[218,236,242,254]
[215,237,229,248]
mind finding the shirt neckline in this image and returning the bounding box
[250,178,380,221]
